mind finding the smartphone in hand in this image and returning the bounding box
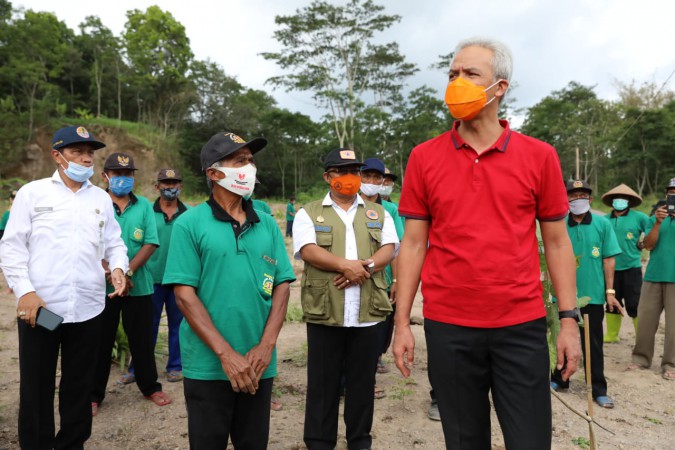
[36,307,64,331]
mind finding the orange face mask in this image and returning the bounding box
[444,77,501,121]
[330,173,361,197]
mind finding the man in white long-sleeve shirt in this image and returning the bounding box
[0,126,129,450]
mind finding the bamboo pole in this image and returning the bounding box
[584,313,596,450]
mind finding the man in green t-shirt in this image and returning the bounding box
[91,153,170,415]
[163,132,295,448]
[380,168,397,204]
[601,184,651,343]
[126,169,190,383]
[286,196,296,237]
[551,180,624,409]
[631,177,675,381]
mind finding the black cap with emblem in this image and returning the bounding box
[323,148,365,170]
[200,132,267,171]
[565,179,592,194]
[104,152,137,171]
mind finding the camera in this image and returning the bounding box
[667,195,675,217]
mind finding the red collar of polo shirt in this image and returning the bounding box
[449,119,512,153]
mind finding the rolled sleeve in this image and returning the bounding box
[292,208,317,260]
[103,201,129,272]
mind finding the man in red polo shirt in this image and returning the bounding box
[393,37,582,449]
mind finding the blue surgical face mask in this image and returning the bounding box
[160,187,180,200]
[59,153,94,183]
[107,175,134,196]
[612,198,629,211]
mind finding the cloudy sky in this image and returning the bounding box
[16,0,675,121]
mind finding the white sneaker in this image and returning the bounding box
[428,399,441,421]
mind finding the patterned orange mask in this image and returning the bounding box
[330,174,361,197]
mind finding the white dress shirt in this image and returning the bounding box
[293,193,399,327]
[0,171,129,323]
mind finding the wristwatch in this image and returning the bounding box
[559,308,580,322]
[125,269,134,277]
[366,261,375,275]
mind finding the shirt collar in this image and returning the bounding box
[322,192,364,208]
[153,197,188,214]
[51,170,93,190]
[207,195,260,224]
[568,212,593,227]
[449,119,512,153]
[609,208,630,218]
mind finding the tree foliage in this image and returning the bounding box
[262,0,417,150]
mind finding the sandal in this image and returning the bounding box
[144,391,172,406]
[117,372,136,385]
[662,370,675,381]
[166,371,183,382]
[374,386,386,400]
[625,363,646,371]
[271,398,283,411]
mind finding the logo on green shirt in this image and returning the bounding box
[133,227,144,240]
[591,246,600,258]
[262,273,274,295]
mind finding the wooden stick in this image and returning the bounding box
[550,388,615,435]
[584,313,596,450]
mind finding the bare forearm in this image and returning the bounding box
[643,223,661,250]
[395,242,426,326]
[259,282,291,348]
[174,286,233,357]
[371,244,394,272]
[541,220,577,311]
[300,244,350,273]
[129,244,157,272]
[603,257,615,291]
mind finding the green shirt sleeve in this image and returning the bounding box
[163,219,201,287]
[0,211,9,231]
[270,218,296,286]
[601,217,622,258]
[143,201,160,247]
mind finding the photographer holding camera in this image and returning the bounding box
[630,178,675,381]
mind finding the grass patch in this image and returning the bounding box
[571,437,590,448]
[285,305,304,323]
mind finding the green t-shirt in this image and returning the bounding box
[146,198,190,285]
[162,201,296,381]
[382,199,404,286]
[107,193,159,297]
[286,202,296,221]
[644,216,675,283]
[252,199,272,215]
[0,210,9,231]
[566,213,622,305]
[605,209,650,270]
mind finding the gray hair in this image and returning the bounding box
[451,37,513,83]
[205,160,222,190]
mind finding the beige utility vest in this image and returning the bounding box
[300,199,392,326]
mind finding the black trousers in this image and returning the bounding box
[608,267,642,317]
[18,313,101,450]
[376,303,396,355]
[552,304,607,398]
[184,377,273,450]
[426,317,551,450]
[91,295,161,403]
[304,323,381,450]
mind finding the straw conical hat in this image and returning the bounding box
[601,184,642,207]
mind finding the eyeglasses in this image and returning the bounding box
[327,168,361,176]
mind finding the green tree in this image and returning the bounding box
[123,6,194,134]
[262,0,417,151]
[520,82,621,192]
[0,10,73,138]
[78,16,123,118]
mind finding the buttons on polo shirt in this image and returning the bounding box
[475,159,479,163]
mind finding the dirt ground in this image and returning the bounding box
[0,226,673,449]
